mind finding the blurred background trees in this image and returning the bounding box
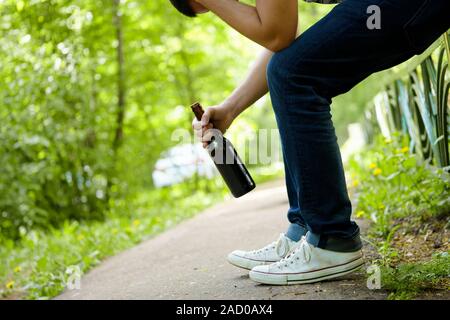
[0,1,373,239]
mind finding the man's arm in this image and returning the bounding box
[195,0,298,52]
[226,48,272,119]
[193,48,272,146]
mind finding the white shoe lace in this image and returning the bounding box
[275,236,312,269]
[275,234,290,257]
[250,233,289,257]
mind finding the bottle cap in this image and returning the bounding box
[190,102,204,121]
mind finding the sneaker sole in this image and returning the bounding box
[249,256,365,285]
[227,253,278,271]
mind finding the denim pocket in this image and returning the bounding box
[403,0,447,53]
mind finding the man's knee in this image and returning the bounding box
[267,49,328,103]
[267,50,295,86]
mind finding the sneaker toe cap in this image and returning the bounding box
[227,251,253,270]
[250,265,270,273]
[229,250,247,259]
[249,264,288,285]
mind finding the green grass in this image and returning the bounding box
[347,133,450,299]
[381,252,450,300]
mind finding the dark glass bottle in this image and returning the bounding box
[191,102,256,198]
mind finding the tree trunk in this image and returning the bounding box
[112,0,125,152]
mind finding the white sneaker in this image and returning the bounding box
[227,233,297,270]
[249,236,364,285]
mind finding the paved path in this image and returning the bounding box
[56,181,386,300]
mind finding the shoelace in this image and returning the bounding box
[251,233,288,257]
[275,234,289,257]
[275,236,312,269]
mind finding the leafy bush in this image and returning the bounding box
[348,133,450,299]
[0,31,111,239]
[348,133,450,237]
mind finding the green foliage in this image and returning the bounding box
[381,252,450,300]
[0,0,114,239]
[348,133,450,299]
[0,0,257,239]
[348,133,450,238]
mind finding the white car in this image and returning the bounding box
[152,144,216,188]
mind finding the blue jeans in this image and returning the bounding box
[267,0,450,251]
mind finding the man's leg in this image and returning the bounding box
[226,144,307,270]
[283,147,308,242]
[268,0,449,251]
[248,0,449,285]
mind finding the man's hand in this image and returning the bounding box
[192,103,236,148]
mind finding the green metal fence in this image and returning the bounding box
[364,33,450,171]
